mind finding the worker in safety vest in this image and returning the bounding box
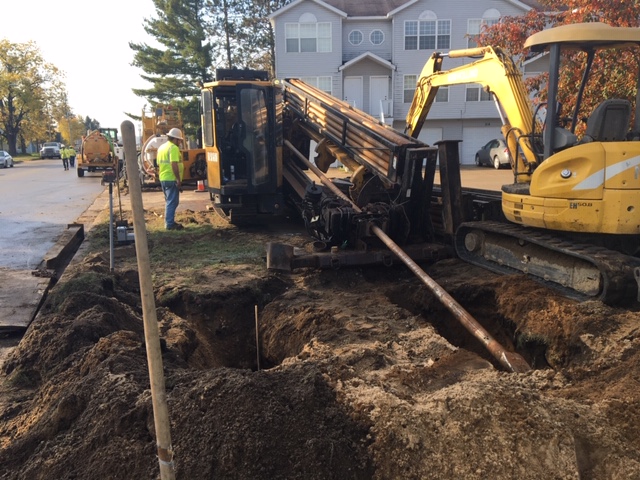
[67,145,77,168]
[156,128,184,230]
[61,146,69,171]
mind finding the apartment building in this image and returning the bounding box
[269,0,541,164]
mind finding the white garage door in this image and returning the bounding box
[416,127,442,146]
[462,127,502,165]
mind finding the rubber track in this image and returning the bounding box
[455,221,640,305]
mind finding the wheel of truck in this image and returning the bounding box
[77,168,84,177]
[475,155,481,166]
[493,156,501,169]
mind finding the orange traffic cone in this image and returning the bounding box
[196,180,205,192]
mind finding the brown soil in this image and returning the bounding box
[1,205,640,480]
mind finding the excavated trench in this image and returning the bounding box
[157,264,550,374]
[157,276,291,371]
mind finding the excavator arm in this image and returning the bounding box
[405,46,540,183]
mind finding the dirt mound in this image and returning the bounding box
[1,207,640,479]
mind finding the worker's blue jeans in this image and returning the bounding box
[161,181,180,229]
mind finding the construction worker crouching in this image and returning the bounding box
[157,128,185,230]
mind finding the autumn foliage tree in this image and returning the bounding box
[478,0,640,134]
[0,40,65,155]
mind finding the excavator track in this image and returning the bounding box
[455,221,640,305]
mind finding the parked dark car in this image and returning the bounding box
[475,139,511,169]
[0,150,14,168]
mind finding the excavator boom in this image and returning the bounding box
[405,46,539,182]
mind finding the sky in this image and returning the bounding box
[3,0,159,136]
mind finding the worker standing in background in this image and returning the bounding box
[157,128,185,230]
[68,145,76,168]
[61,145,69,171]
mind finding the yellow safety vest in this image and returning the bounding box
[157,141,184,182]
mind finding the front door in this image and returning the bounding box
[369,76,390,119]
[344,77,363,109]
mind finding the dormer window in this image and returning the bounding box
[405,11,451,51]
[286,13,332,53]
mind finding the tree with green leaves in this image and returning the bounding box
[130,0,290,137]
[478,0,640,135]
[83,116,100,133]
[130,0,214,136]
[206,0,288,75]
[0,39,65,155]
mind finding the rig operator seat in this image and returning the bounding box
[582,98,631,143]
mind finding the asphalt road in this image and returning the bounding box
[0,159,107,331]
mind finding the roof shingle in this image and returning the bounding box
[319,0,542,17]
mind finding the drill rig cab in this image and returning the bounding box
[201,69,284,224]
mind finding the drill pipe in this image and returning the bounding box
[284,139,531,374]
[285,79,422,147]
[297,102,395,173]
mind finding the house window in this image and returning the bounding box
[370,30,384,45]
[467,19,482,48]
[435,87,449,103]
[405,76,446,103]
[301,76,332,95]
[285,14,332,53]
[349,30,363,45]
[466,85,492,102]
[467,9,501,48]
[403,75,417,103]
[405,11,451,50]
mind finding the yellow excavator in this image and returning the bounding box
[405,22,640,303]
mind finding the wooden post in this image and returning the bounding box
[121,121,176,479]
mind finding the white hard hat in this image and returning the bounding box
[167,128,183,140]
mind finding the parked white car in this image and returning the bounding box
[0,150,14,168]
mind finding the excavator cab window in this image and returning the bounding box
[201,89,214,147]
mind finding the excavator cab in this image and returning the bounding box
[503,23,640,236]
[201,70,283,223]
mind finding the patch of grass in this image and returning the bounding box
[85,222,112,250]
[85,214,264,287]
[47,271,115,311]
[10,153,43,162]
[148,224,264,269]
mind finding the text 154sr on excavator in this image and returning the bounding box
[405,22,640,304]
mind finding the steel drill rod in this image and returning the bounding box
[284,139,531,373]
[314,113,393,170]
[286,79,422,146]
